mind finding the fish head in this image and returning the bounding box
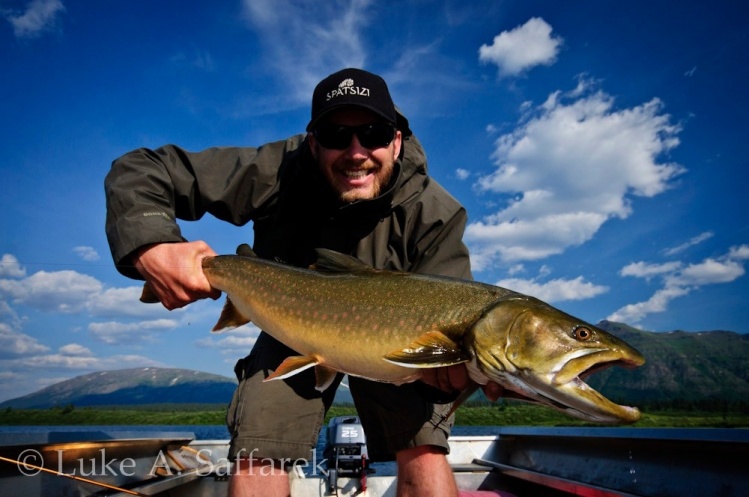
[468,296,645,424]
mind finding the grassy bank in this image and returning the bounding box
[2,403,748,428]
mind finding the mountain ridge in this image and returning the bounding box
[0,367,238,409]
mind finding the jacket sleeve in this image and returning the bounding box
[104,135,305,278]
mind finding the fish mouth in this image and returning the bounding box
[495,351,645,424]
[548,352,644,424]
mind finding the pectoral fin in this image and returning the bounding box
[264,356,339,392]
[211,297,251,333]
[383,331,470,368]
[264,355,321,382]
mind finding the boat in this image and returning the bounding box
[0,417,747,496]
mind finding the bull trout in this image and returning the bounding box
[142,244,645,424]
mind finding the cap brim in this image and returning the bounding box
[306,102,397,132]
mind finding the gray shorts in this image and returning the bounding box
[226,332,454,462]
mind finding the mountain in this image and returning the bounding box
[2,325,748,409]
[591,321,749,406]
[0,368,237,409]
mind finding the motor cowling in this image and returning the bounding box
[323,416,369,492]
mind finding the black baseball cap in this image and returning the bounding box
[307,68,411,136]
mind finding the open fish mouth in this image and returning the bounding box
[548,354,645,423]
[579,356,639,382]
[488,352,644,424]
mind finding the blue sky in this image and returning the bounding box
[1,0,747,402]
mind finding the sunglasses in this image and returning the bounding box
[313,123,396,150]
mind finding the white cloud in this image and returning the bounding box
[507,264,525,276]
[0,371,22,382]
[728,245,749,260]
[0,254,26,278]
[620,261,683,280]
[456,168,470,180]
[479,17,562,77]
[497,276,608,303]
[197,323,262,353]
[668,258,745,287]
[607,286,690,324]
[662,231,713,256]
[0,269,102,312]
[0,259,173,319]
[609,244,749,324]
[87,286,174,318]
[73,246,100,262]
[241,0,372,104]
[58,343,92,356]
[0,323,50,358]
[89,319,178,345]
[466,80,684,270]
[20,352,163,370]
[3,0,65,39]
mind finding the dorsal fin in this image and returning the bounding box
[236,243,256,257]
[311,249,377,274]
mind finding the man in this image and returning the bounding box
[105,68,501,496]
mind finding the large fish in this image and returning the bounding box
[142,245,645,424]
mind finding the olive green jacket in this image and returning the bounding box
[104,133,472,281]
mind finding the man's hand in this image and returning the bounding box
[133,241,221,310]
[421,365,503,402]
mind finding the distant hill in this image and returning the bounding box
[2,324,748,409]
[592,321,749,406]
[0,368,237,409]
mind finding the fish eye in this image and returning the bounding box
[572,326,593,341]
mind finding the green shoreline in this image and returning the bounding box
[2,404,748,428]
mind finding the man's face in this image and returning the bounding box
[309,108,402,203]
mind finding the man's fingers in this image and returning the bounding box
[447,364,468,391]
[482,382,504,402]
[133,240,220,310]
[421,365,469,392]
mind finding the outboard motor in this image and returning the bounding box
[323,416,369,493]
